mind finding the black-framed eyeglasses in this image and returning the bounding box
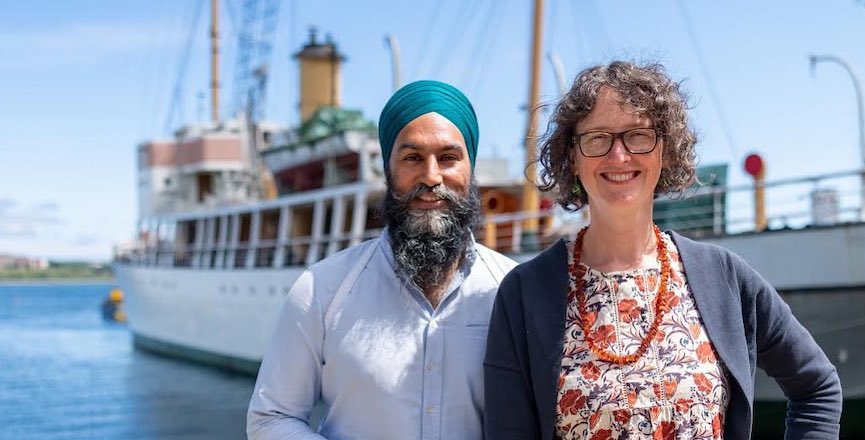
[571,127,658,157]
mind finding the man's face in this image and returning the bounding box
[381,112,480,291]
[387,112,472,208]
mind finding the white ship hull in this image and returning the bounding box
[113,263,304,373]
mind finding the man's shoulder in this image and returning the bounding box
[473,242,519,271]
[279,238,383,328]
[300,237,382,298]
[308,237,381,276]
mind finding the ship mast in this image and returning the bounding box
[521,0,544,247]
[210,0,220,122]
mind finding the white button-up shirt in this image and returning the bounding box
[248,230,517,440]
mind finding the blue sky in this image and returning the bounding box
[2,0,864,261]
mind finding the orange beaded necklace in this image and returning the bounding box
[568,224,672,365]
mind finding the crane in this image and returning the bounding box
[232,0,280,122]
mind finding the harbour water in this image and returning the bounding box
[0,282,255,440]
[2,282,857,439]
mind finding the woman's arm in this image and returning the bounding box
[739,257,843,439]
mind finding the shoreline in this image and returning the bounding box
[0,278,115,286]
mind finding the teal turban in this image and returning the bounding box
[378,80,479,170]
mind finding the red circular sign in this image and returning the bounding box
[744,154,764,177]
[539,198,553,211]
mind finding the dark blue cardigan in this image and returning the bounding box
[483,232,842,439]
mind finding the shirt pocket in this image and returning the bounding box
[464,322,489,340]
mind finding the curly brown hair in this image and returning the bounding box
[537,61,698,211]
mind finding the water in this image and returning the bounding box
[0,282,256,440]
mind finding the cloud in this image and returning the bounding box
[0,200,64,237]
[0,198,16,215]
[0,223,36,238]
[33,202,59,211]
[70,233,101,247]
[29,202,62,223]
[0,200,121,259]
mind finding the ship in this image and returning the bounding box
[112,30,535,373]
[112,4,863,437]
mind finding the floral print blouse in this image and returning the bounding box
[556,232,729,440]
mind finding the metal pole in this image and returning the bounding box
[547,52,566,95]
[754,168,767,232]
[210,0,220,123]
[521,0,544,248]
[384,35,402,93]
[809,54,865,219]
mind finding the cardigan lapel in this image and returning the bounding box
[524,239,569,440]
[670,232,752,404]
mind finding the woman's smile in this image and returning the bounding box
[601,171,640,183]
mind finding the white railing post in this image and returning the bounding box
[148,220,159,266]
[274,206,291,268]
[192,219,206,268]
[327,196,346,256]
[349,191,367,246]
[214,215,229,269]
[712,187,724,235]
[246,211,261,269]
[512,220,522,254]
[201,218,214,268]
[227,213,240,268]
[307,200,325,265]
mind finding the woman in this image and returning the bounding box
[483,62,841,439]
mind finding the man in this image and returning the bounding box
[247,80,517,440]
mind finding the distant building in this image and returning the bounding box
[0,254,49,270]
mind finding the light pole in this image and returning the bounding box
[384,35,402,93]
[810,54,865,219]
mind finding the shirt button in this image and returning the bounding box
[426,406,435,414]
[426,362,436,371]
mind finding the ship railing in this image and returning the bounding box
[478,210,570,255]
[283,236,313,267]
[254,240,277,268]
[658,168,865,237]
[278,229,382,267]
[112,170,865,264]
[474,169,865,254]
[174,252,193,268]
[156,245,174,266]
[233,247,248,268]
[195,242,221,269]
[115,231,382,270]
[111,241,140,264]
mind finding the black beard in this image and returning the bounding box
[379,176,482,293]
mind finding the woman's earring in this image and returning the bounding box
[571,182,582,196]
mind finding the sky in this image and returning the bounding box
[1,0,864,261]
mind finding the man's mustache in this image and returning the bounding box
[391,183,459,205]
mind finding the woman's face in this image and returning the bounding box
[570,86,663,213]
